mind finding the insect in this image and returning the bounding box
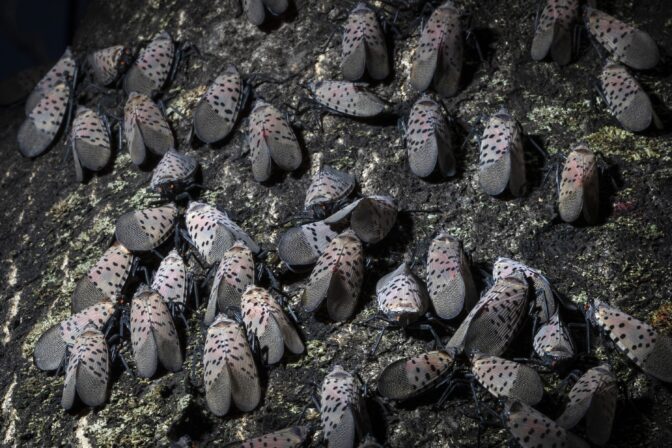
[88,45,134,86]
[504,399,589,448]
[226,426,310,448]
[243,0,289,26]
[124,30,175,97]
[151,249,191,317]
[556,365,617,446]
[532,311,575,367]
[25,47,76,115]
[319,365,365,448]
[18,81,73,158]
[149,149,199,199]
[304,164,356,216]
[241,285,305,364]
[341,2,389,81]
[34,299,116,372]
[205,241,255,325]
[406,94,455,178]
[558,144,599,224]
[324,195,397,244]
[71,242,134,313]
[185,201,260,265]
[469,353,544,406]
[478,108,526,197]
[302,229,364,322]
[203,313,261,416]
[493,257,556,325]
[277,219,338,272]
[115,203,178,252]
[130,286,183,378]
[598,61,653,133]
[123,91,174,166]
[377,349,458,401]
[308,80,386,118]
[587,299,672,383]
[584,7,659,70]
[247,99,302,182]
[193,64,245,144]
[530,0,579,65]
[447,272,528,356]
[70,106,112,182]
[426,233,477,320]
[61,326,109,410]
[410,1,463,97]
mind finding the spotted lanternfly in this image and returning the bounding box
[34,300,116,372]
[205,241,255,325]
[70,106,112,182]
[227,426,310,448]
[185,201,260,265]
[61,326,109,410]
[447,272,528,356]
[204,314,261,416]
[559,144,599,224]
[533,311,575,366]
[504,399,589,448]
[151,249,188,308]
[598,61,653,133]
[584,7,659,70]
[493,257,556,324]
[115,203,177,252]
[469,353,544,406]
[123,91,174,165]
[478,108,526,197]
[588,299,672,383]
[25,47,76,115]
[308,80,386,118]
[320,365,364,448]
[324,195,397,244]
[241,285,305,364]
[130,287,182,378]
[124,31,175,97]
[193,64,244,144]
[18,82,72,158]
[277,220,338,272]
[243,0,289,26]
[88,45,134,86]
[304,165,356,211]
[530,0,579,65]
[376,263,429,326]
[377,349,457,400]
[342,3,389,81]
[150,149,199,197]
[426,233,477,320]
[71,242,134,313]
[556,365,616,446]
[406,94,455,178]
[410,1,463,97]
[302,229,364,322]
[247,99,302,182]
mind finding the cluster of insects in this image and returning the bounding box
[23,0,670,446]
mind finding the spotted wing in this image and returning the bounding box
[151,249,187,305]
[89,45,124,86]
[321,366,358,448]
[132,93,174,157]
[25,48,75,114]
[115,204,177,252]
[559,145,599,224]
[478,113,519,196]
[150,149,198,191]
[377,350,455,400]
[505,400,589,448]
[205,242,255,325]
[18,82,70,158]
[407,96,454,178]
[277,220,337,272]
[433,4,462,97]
[193,65,243,143]
[531,0,578,65]
[235,426,310,448]
[72,107,111,171]
[61,328,109,410]
[533,311,575,362]
[470,354,543,405]
[410,5,446,92]
[124,31,174,96]
[303,230,364,322]
[349,195,397,244]
[304,165,355,209]
[599,63,652,132]
[311,80,385,117]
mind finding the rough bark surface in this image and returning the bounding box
[0,0,671,446]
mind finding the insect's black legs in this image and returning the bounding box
[368,325,388,358]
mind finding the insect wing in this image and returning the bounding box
[115,203,177,252]
[61,327,109,409]
[124,31,174,96]
[277,220,337,272]
[377,350,456,400]
[193,65,243,143]
[18,82,71,158]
